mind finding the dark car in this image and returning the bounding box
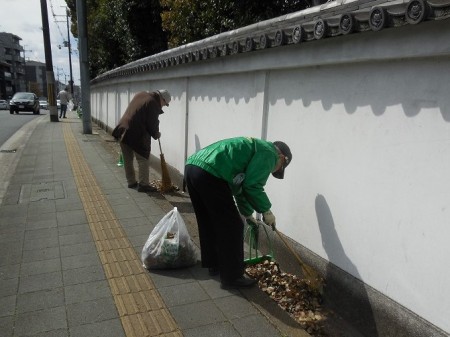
[9,92,40,114]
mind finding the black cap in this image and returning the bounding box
[272,141,292,179]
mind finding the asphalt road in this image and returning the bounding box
[0,109,48,147]
[0,113,46,204]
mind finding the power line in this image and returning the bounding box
[48,0,66,42]
[48,0,76,91]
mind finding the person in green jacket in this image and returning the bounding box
[184,137,292,289]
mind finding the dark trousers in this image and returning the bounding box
[184,164,244,283]
[60,104,67,118]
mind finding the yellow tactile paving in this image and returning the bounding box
[115,291,166,315]
[103,260,145,279]
[122,311,183,337]
[91,226,127,241]
[62,124,181,337]
[99,248,138,264]
[109,274,156,295]
[96,237,133,251]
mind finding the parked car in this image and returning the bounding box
[9,92,40,114]
[0,100,8,110]
[39,100,48,109]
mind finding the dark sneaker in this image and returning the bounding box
[221,275,257,289]
[138,184,158,193]
[128,182,138,188]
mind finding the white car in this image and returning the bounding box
[0,100,8,110]
[39,100,48,109]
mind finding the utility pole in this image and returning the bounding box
[23,46,33,62]
[23,46,33,91]
[54,66,62,91]
[65,8,74,95]
[55,8,74,96]
[40,0,58,122]
[76,0,92,134]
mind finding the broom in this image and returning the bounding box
[158,138,173,192]
[274,228,324,293]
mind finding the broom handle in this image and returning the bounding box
[256,219,309,267]
[158,138,163,154]
[274,229,316,279]
[275,229,307,266]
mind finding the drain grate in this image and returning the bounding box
[0,149,17,153]
[19,181,66,203]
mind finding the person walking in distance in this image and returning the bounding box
[112,89,171,193]
[58,86,71,118]
[184,137,292,289]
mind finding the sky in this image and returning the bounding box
[0,0,80,86]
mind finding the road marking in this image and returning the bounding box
[63,123,181,337]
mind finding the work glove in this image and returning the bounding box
[263,210,276,230]
[245,215,258,227]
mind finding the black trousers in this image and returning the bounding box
[184,164,244,283]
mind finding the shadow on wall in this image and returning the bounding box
[194,134,202,152]
[268,59,450,122]
[315,194,379,337]
[176,56,450,123]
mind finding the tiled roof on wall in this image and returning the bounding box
[92,0,450,83]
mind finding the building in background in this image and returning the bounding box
[0,32,80,105]
[0,32,25,98]
[0,60,12,100]
[25,60,47,99]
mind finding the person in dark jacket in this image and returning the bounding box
[184,137,292,289]
[112,89,171,192]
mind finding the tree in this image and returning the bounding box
[160,0,235,48]
[161,0,310,48]
[64,0,310,77]
[65,0,167,79]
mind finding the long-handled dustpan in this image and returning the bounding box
[244,219,274,265]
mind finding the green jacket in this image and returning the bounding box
[186,137,278,216]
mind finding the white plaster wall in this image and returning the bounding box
[90,19,450,333]
[185,72,267,156]
[117,85,129,126]
[263,59,450,331]
[155,78,188,172]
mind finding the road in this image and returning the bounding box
[0,110,47,203]
[0,109,47,147]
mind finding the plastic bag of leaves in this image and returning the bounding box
[141,207,199,269]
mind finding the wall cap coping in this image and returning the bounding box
[92,0,450,84]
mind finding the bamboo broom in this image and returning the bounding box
[158,138,172,192]
[274,228,324,293]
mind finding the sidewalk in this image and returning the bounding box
[0,111,309,337]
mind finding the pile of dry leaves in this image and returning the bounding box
[246,260,327,336]
[150,179,179,193]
